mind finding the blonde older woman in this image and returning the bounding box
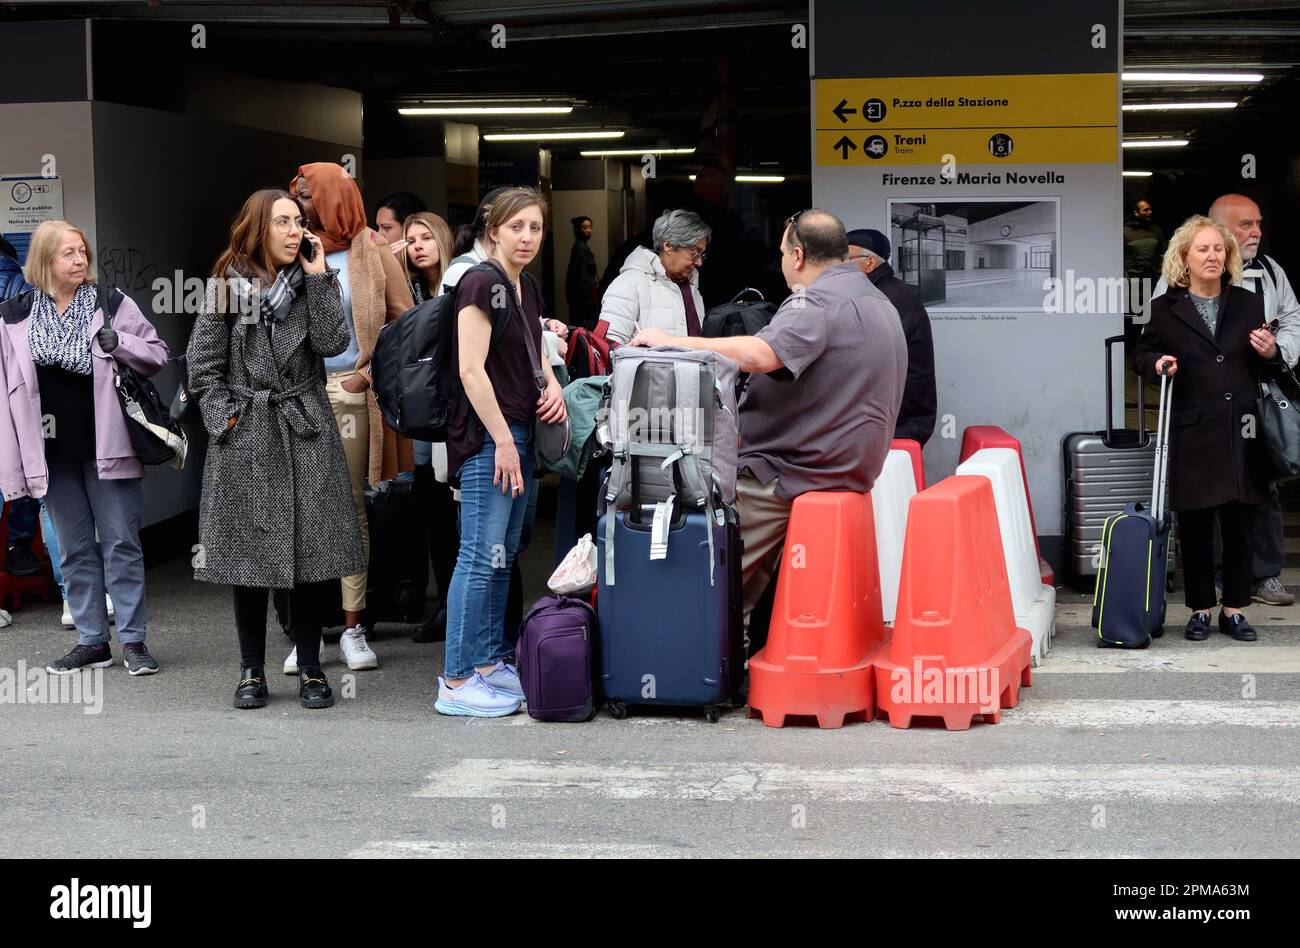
[0,220,168,674]
[1133,214,1279,643]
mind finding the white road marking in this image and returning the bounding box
[414,759,1300,803]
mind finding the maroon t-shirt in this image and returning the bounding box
[447,262,545,480]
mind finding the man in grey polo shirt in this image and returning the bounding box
[629,209,907,622]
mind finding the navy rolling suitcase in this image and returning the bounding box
[596,503,743,722]
[1092,368,1174,648]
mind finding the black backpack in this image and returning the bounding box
[372,261,515,441]
[701,287,777,338]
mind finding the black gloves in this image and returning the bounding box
[96,327,119,353]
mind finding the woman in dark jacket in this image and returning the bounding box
[1134,214,1280,643]
[565,216,598,329]
[187,189,364,709]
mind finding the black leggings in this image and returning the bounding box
[234,581,333,669]
[1178,502,1255,611]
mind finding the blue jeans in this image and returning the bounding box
[6,497,39,542]
[43,462,147,645]
[40,500,65,594]
[444,423,534,680]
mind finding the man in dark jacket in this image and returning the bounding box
[565,216,598,329]
[847,228,937,445]
[0,237,32,302]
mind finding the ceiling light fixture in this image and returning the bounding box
[1123,171,1154,177]
[483,131,624,141]
[1122,71,1263,83]
[1122,139,1190,148]
[688,174,786,183]
[400,106,575,116]
[579,147,696,156]
[1122,101,1238,111]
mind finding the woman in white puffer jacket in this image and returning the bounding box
[600,209,711,345]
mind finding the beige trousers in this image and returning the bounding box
[736,471,794,625]
[325,371,370,612]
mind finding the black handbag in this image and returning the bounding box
[98,286,188,469]
[1256,365,1300,480]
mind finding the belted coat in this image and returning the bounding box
[186,269,365,588]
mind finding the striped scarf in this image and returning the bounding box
[27,282,97,376]
[226,261,304,327]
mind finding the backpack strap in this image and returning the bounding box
[1258,255,1276,284]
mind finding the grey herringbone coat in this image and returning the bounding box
[186,270,365,588]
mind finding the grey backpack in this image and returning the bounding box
[599,345,740,585]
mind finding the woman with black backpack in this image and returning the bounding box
[186,189,365,709]
[436,187,568,718]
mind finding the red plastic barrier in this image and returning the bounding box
[0,500,55,612]
[747,492,889,729]
[872,476,1032,730]
[958,425,1054,585]
[889,438,925,492]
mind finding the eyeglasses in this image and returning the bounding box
[679,246,707,263]
[785,209,813,253]
[271,216,308,235]
[1267,318,1281,335]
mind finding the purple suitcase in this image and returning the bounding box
[516,595,598,722]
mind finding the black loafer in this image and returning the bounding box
[412,604,448,643]
[1219,611,1258,642]
[234,666,268,709]
[298,667,335,709]
[1184,611,1212,641]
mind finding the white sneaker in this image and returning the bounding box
[434,673,520,717]
[283,639,326,675]
[481,662,526,702]
[61,599,74,628]
[106,594,115,624]
[339,625,378,670]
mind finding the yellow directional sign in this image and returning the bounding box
[815,73,1118,131]
[815,127,1117,166]
[814,72,1117,166]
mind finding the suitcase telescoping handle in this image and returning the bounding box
[1152,363,1174,521]
[1104,334,1147,448]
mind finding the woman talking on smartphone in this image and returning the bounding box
[186,189,365,709]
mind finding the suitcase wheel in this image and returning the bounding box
[606,699,628,720]
[704,706,722,724]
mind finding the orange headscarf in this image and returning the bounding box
[289,162,367,254]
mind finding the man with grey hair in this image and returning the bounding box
[1150,193,1300,606]
[630,209,907,633]
[599,209,711,345]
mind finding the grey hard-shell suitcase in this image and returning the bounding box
[1062,335,1176,590]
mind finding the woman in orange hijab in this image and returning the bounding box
[287,162,415,673]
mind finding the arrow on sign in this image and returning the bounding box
[833,136,857,160]
[832,98,857,123]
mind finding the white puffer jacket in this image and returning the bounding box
[599,246,705,345]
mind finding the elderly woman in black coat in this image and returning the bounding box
[1134,213,1281,643]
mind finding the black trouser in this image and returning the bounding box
[234,582,332,669]
[1179,503,1255,611]
[414,464,458,603]
[1212,482,1284,586]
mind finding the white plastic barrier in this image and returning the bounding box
[955,448,1056,665]
[871,449,918,625]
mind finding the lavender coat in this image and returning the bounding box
[0,285,169,501]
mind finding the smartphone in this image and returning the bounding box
[300,231,316,263]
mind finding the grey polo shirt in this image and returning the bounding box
[738,261,908,501]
